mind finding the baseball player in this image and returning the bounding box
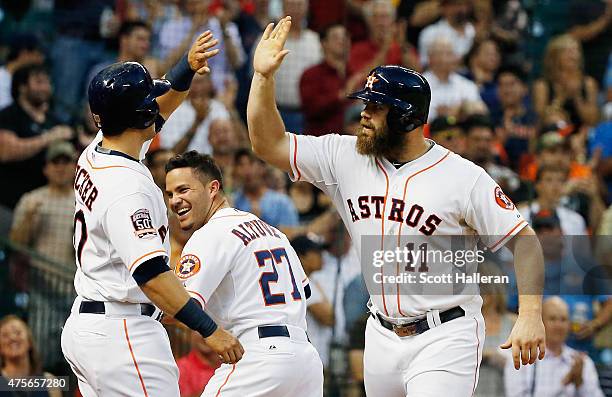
[246,16,546,396]
[61,32,244,397]
[165,151,324,397]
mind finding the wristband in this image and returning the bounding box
[166,53,195,92]
[174,298,218,337]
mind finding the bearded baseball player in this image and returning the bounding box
[61,31,244,397]
[165,151,323,396]
[247,16,546,396]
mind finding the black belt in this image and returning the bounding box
[258,325,290,338]
[79,301,158,318]
[374,307,465,337]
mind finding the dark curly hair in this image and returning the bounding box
[165,150,224,191]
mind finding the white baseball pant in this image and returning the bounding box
[364,308,485,397]
[202,325,323,397]
[61,297,179,397]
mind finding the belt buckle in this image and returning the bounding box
[393,323,418,337]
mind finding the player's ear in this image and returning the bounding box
[209,179,221,196]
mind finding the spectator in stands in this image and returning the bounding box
[177,331,221,397]
[50,0,114,123]
[273,0,322,133]
[160,73,230,155]
[524,132,588,182]
[158,0,245,93]
[146,148,176,191]
[10,141,76,266]
[518,165,588,235]
[86,20,160,91]
[292,235,334,368]
[524,131,606,231]
[289,181,330,224]
[233,149,299,228]
[475,261,514,397]
[588,108,612,204]
[348,0,397,74]
[423,37,483,121]
[492,64,537,171]
[0,34,44,110]
[463,114,520,195]
[300,24,357,136]
[125,0,181,59]
[208,118,240,194]
[428,115,466,155]
[307,220,361,368]
[397,0,441,47]
[0,315,61,397]
[463,39,502,113]
[0,65,73,210]
[504,296,604,397]
[488,0,528,63]
[234,0,272,116]
[418,0,475,66]
[534,35,600,132]
[567,0,612,83]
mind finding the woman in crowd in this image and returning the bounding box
[534,35,600,132]
[474,262,516,397]
[0,315,61,397]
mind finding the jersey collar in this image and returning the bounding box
[379,139,447,173]
[94,143,140,163]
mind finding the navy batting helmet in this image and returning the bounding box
[347,65,430,133]
[88,62,171,136]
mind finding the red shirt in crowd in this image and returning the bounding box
[348,40,403,77]
[300,61,348,136]
[177,350,219,397]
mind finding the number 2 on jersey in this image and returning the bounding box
[73,210,87,267]
[255,248,301,306]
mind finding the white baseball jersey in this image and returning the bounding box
[176,207,309,337]
[288,133,527,318]
[73,133,170,303]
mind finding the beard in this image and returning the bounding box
[356,121,404,157]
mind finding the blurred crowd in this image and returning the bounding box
[0,0,611,396]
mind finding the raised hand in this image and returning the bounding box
[253,16,292,78]
[188,31,220,75]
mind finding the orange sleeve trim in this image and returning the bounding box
[187,290,207,306]
[123,319,149,397]
[128,249,167,271]
[292,134,302,181]
[215,363,237,396]
[489,220,528,251]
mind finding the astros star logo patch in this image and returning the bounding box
[365,74,379,90]
[175,254,201,279]
[494,186,514,210]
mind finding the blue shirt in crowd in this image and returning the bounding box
[233,189,299,228]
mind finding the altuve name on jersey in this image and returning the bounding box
[346,196,442,235]
[74,165,99,210]
[231,219,282,246]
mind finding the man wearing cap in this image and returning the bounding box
[10,141,78,370]
[428,115,466,154]
[10,141,78,267]
[519,164,588,236]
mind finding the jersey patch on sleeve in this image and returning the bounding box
[131,208,158,239]
[494,186,515,210]
[175,254,201,279]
